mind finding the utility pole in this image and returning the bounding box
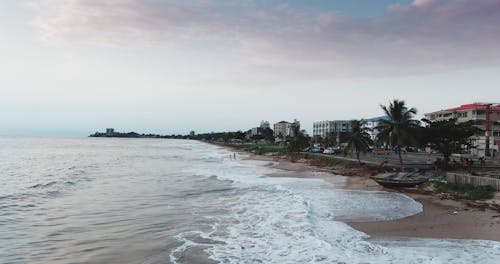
[485,104,492,157]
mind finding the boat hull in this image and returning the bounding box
[370,177,428,188]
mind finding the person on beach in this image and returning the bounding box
[478,157,483,167]
[463,158,470,171]
[233,153,236,160]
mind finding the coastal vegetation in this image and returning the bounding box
[243,145,288,155]
[433,181,495,200]
[92,98,493,172]
[418,119,480,165]
[375,99,420,164]
[287,126,310,153]
[344,120,373,165]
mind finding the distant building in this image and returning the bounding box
[260,121,270,129]
[250,121,271,137]
[189,131,195,137]
[250,127,261,136]
[273,119,300,139]
[106,128,115,136]
[363,116,390,141]
[312,120,352,138]
[424,103,500,157]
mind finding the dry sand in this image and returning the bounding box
[241,152,500,242]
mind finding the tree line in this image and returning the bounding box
[343,99,480,166]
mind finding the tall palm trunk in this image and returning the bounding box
[396,144,403,164]
[356,150,361,165]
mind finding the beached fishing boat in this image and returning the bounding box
[370,170,428,188]
[370,176,428,188]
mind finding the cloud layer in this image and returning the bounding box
[28,0,500,76]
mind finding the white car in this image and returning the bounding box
[323,148,336,154]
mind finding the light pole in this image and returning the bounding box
[485,104,492,157]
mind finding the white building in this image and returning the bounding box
[260,121,270,129]
[312,120,352,138]
[250,120,271,136]
[273,119,300,139]
[363,116,390,141]
[424,103,500,157]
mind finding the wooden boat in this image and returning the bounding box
[370,170,428,188]
[369,176,428,188]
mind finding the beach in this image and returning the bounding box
[242,151,500,242]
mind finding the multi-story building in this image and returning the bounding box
[312,120,352,138]
[363,116,390,141]
[260,121,270,130]
[106,128,115,136]
[273,119,300,139]
[250,120,271,136]
[424,103,500,157]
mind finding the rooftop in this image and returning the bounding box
[363,115,390,122]
[448,103,500,111]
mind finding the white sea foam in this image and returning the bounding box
[174,144,500,263]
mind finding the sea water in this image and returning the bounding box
[0,137,499,264]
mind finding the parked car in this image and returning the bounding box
[323,147,342,155]
[323,148,334,154]
[310,147,324,153]
[405,147,417,152]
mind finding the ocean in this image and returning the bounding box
[0,137,499,264]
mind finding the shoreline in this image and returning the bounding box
[236,150,500,242]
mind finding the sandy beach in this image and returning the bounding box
[241,152,500,242]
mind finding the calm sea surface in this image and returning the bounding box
[1,137,499,264]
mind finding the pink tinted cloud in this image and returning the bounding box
[28,0,500,76]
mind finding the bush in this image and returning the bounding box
[433,182,495,200]
[254,145,288,155]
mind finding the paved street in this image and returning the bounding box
[307,151,500,168]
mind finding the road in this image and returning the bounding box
[306,151,500,168]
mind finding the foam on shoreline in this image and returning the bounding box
[172,143,500,263]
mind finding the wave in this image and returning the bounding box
[172,145,500,263]
[29,181,58,189]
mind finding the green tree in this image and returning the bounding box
[261,127,275,143]
[344,120,373,165]
[376,99,420,164]
[323,132,337,147]
[313,135,323,145]
[420,119,480,166]
[288,126,310,153]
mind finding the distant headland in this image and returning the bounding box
[89,128,195,139]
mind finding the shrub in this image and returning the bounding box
[255,145,287,155]
[433,182,495,200]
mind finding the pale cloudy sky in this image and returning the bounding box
[1,0,499,136]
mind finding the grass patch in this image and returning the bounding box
[433,181,495,200]
[243,145,288,155]
[303,154,359,168]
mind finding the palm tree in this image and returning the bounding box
[288,126,310,153]
[376,99,420,164]
[344,120,373,165]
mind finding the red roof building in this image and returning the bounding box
[424,103,500,157]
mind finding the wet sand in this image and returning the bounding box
[241,152,500,242]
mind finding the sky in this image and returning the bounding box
[1,0,500,136]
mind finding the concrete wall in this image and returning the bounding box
[446,172,500,191]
